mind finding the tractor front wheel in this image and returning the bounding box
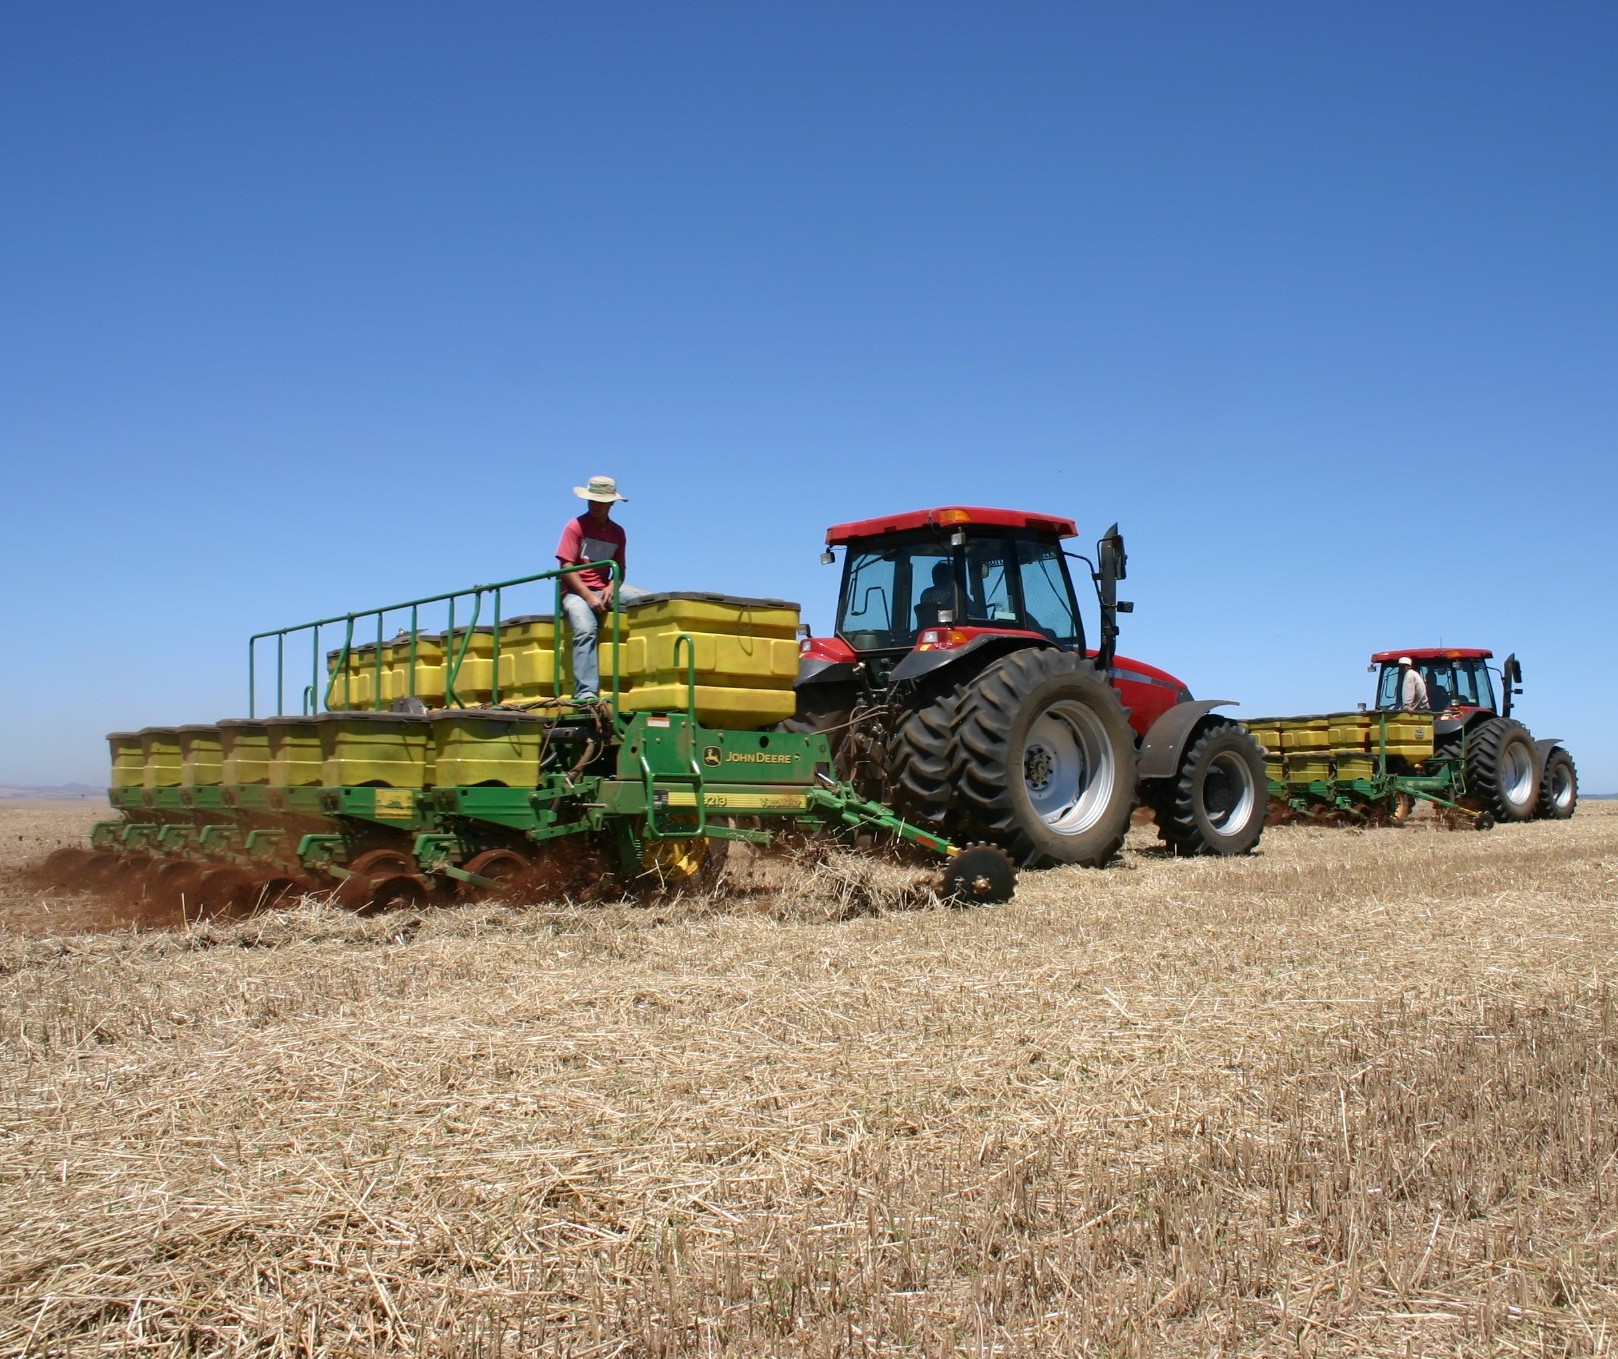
[1147,718,1267,856]
[950,649,1137,867]
[1536,747,1578,820]
[1465,718,1539,823]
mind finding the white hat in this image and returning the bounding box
[1397,655,1413,666]
[574,474,627,503]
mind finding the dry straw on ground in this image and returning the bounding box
[1,799,1616,1355]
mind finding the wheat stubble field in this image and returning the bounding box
[1,800,1616,1356]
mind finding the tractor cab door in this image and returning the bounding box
[1374,663,1402,710]
[960,535,1082,645]
[1013,538,1082,645]
[838,537,960,651]
[1452,658,1497,714]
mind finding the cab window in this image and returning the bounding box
[1375,665,1402,710]
[962,539,1016,624]
[1015,539,1081,645]
[839,549,900,649]
[1445,659,1495,710]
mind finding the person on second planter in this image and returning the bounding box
[556,475,644,701]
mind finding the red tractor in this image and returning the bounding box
[787,506,1268,871]
[1370,648,1577,821]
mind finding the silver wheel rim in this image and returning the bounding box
[1203,751,1257,837]
[1502,741,1534,808]
[1021,699,1117,835]
[1553,763,1575,811]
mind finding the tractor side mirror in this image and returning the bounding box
[1499,653,1522,717]
[949,528,966,547]
[1116,601,1134,613]
[819,549,835,565]
[1098,525,1127,582]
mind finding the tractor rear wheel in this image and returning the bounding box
[1465,718,1539,822]
[1147,718,1267,856]
[1536,747,1578,820]
[776,684,856,782]
[887,679,964,827]
[950,649,1137,867]
[776,686,853,739]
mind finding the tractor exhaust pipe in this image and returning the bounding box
[1096,523,1130,671]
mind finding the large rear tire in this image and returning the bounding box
[950,650,1137,867]
[1536,747,1578,820]
[887,679,964,826]
[776,685,853,739]
[1465,718,1539,823]
[775,683,857,785]
[1147,717,1267,856]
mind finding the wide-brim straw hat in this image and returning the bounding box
[574,475,628,503]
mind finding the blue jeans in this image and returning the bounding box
[562,585,646,699]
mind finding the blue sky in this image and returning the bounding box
[2,2,1615,790]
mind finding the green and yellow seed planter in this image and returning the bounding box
[83,560,1018,908]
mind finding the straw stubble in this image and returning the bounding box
[1,800,1616,1355]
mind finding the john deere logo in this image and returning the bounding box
[702,746,722,767]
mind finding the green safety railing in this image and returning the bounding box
[248,561,624,717]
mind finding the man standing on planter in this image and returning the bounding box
[557,475,640,701]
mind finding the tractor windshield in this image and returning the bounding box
[837,532,1083,652]
[1375,657,1497,712]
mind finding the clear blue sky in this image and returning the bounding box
[3,2,1615,791]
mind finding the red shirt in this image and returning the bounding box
[556,513,626,592]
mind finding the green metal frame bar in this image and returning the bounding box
[249,559,622,717]
[673,632,697,720]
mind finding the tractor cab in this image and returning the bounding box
[1371,648,1519,720]
[800,506,1188,740]
[829,508,1084,665]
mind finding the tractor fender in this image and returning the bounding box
[1137,700,1236,781]
[1533,737,1564,774]
[795,656,858,687]
[888,634,1054,686]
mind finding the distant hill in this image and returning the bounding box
[0,784,103,800]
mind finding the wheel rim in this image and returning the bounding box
[1021,699,1118,835]
[462,848,533,898]
[1201,751,1257,837]
[1501,741,1534,807]
[465,849,531,882]
[341,849,428,910]
[1552,763,1574,811]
